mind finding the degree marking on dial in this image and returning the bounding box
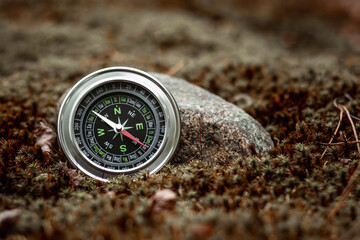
[104,99,112,105]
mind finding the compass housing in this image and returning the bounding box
[57,67,181,181]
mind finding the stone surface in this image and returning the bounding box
[152,73,274,164]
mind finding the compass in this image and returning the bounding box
[57,67,181,181]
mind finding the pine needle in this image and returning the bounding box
[321,101,344,161]
[167,60,185,76]
[320,140,360,146]
[328,105,360,220]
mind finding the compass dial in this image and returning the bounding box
[75,83,165,171]
[57,67,180,181]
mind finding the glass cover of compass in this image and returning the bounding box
[57,67,181,181]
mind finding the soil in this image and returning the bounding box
[1,0,360,239]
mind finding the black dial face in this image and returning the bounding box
[73,82,166,171]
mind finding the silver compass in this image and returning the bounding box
[57,67,181,182]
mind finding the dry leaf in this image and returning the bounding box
[0,209,21,236]
[190,223,214,240]
[149,189,177,214]
[34,119,57,164]
[59,162,85,189]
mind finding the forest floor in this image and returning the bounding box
[1,0,360,239]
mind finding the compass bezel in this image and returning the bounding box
[57,67,181,181]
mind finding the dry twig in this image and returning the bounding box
[328,104,360,220]
[320,140,360,146]
[167,60,185,76]
[320,99,344,160]
[34,119,57,164]
[59,162,85,190]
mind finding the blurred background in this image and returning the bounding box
[1,0,359,133]
[0,0,359,76]
[0,0,360,130]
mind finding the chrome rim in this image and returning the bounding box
[57,67,181,181]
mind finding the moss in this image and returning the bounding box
[1,0,360,239]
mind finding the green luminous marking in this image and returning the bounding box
[122,156,128,162]
[97,128,105,137]
[146,136,153,144]
[113,97,118,103]
[99,150,106,158]
[136,123,144,130]
[141,107,148,114]
[146,115,151,120]
[120,145,127,152]
[104,99,111,105]
[94,108,100,113]
[114,106,121,115]
[121,97,127,103]
[148,130,155,135]
[88,116,95,122]
[93,145,100,153]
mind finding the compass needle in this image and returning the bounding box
[92,111,117,129]
[120,129,147,147]
[58,67,180,181]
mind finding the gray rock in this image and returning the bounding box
[152,73,274,164]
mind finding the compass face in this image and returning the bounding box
[74,82,165,171]
[57,67,180,181]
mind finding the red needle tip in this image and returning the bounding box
[121,129,147,147]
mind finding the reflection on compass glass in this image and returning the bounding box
[73,82,165,171]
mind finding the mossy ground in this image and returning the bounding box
[1,0,360,239]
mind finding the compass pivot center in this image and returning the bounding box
[115,124,123,132]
